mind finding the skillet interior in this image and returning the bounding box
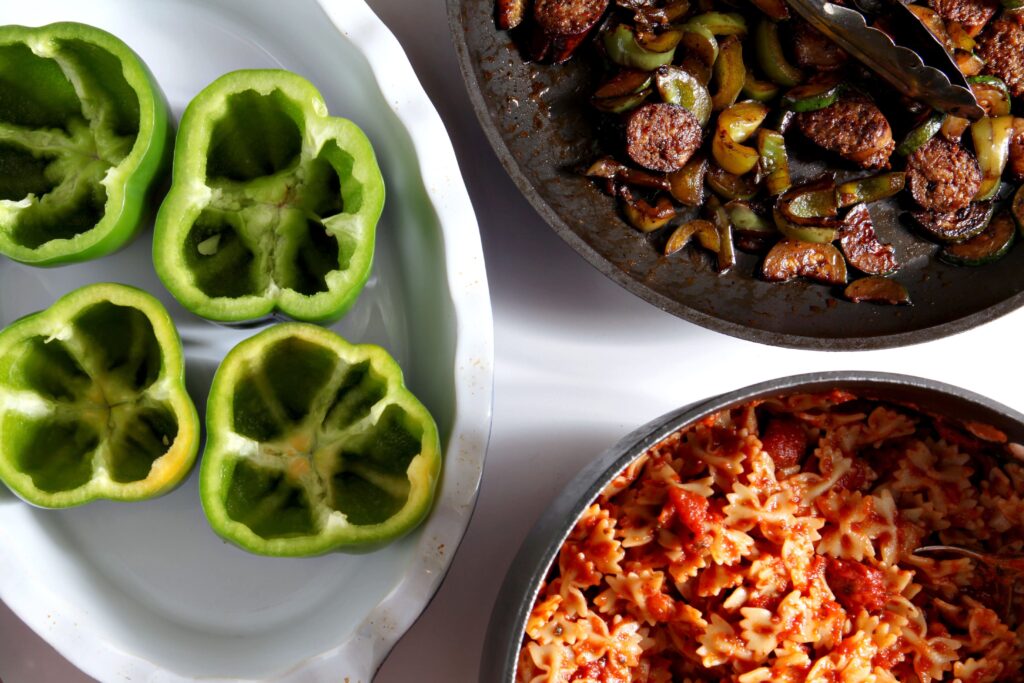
[448,0,1024,350]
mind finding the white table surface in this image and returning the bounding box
[3,1,1024,681]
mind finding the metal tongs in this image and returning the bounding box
[785,0,986,119]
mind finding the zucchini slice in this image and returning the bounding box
[781,78,844,113]
[897,113,943,157]
[940,211,1016,266]
[910,201,994,243]
[844,276,912,305]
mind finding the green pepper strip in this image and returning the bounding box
[757,130,791,196]
[200,323,441,556]
[593,89,652,114]
[680,26,719,67]
[0,22,171,266]
[726,200,775,233]
[0,283,199,508]
[712,101,768,175]
[707,196,735,272]
[754,19,803,88]
[664,219,717,255]
[710,36,746,111]
[837,172,906,207]
[655,67,712,126]
[742,72,780,102]
[153,70,385,324]
[681,12,748,37]
[706,163,759,200]
[668,154,708,206]
[972,115,1014,201]
[603,25,676,71]
[773,206,837,243]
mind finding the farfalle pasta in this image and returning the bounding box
[517,391,1024,683]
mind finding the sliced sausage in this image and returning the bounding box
[797,97,895,169]
[977,12,1024,98]
[626,103,702,172]
[906,137,982,213]
[927,0,998,36]
[1009,117,1024,183]
[533,0,608,35]
[839,204,898,275]
[793,20,848,71]
[497,0,527,29]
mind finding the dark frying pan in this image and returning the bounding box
[446,0,1024,350]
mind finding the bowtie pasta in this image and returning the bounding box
[517,391,1023,683]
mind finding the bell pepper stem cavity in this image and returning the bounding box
[0,22,171,266]
[153,70,385,324]
[0,283,199,508]
[200,323,441,556]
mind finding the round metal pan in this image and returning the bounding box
[480,371,1024,681]
[447,0,1024,350]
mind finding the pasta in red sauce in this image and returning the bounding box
[518,391,1023,683]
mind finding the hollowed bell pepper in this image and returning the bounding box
[153,70,385,323]
[0,22,170,265]
[200,323,441,556]
[0,283,198,508]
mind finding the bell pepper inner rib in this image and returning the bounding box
[0,44,134,248]
[200,148,347,297]
[6,308,179,492]
[221,344,417,536]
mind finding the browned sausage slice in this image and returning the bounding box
[497,0,527,29]
[793,21,848,71]
[797,98,895,169]
[762,239,848,284]
[977,13,1024,98]
[927,0,998,36]
[533,0,609,35]
[838,204,898,275]
[626,103,703,172]
[906,137,982,213]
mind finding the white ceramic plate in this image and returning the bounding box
[0,1,493,680]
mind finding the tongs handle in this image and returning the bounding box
[784,0,985,119]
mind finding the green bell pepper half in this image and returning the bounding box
[154,70,385,324]
[200,323,441,556]
[0,22,171,265]
[0,283,199,508]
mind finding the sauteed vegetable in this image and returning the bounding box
[497,0,1024,304]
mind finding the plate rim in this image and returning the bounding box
[0,0,495,680]
[445,0,1024,351]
